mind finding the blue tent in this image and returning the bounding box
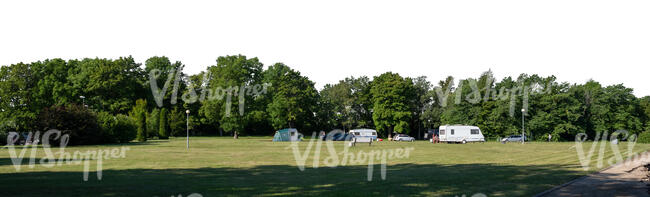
[272,128,302,142]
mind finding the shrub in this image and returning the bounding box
[147,108,160,138]
[97,112,137,143]
[131,99,148,142]
[158,108,169,139]
[113,114,138,143]
[169,107,186,137]
[38,104,102,145]
[637,131,650,143]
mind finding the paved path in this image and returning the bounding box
[538,152,650,197]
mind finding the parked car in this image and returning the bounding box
[501,135,526,143]
[328,133,353,141]
[393,134,415,142]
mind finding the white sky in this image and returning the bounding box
[1,0,649,96]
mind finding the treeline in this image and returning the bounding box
[1,55,649,144]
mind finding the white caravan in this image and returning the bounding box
[438,125,485,144]
[349,129,378,141]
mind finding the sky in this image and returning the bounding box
[1,0,649,96]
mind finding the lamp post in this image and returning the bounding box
[186,109,190,149]
[80,96,86,108]
[521,108,525,144]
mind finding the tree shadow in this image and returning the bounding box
[0,162,584,197]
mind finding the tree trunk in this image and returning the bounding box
[388,126,393,140]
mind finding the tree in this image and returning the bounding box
[159,108,169,139]
[144,56,185,109]
[370,72,416,139]
[640,96,650,131]
[199,55,265,137]
[131,99,148,142]
[169,106,186,136]
[264,63,319,132]
[148,108,160,138]
[68,57,145,114]
[0,63,38,133]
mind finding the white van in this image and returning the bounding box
[349,129,378,141]
[438,125,485,144]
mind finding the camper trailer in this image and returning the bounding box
[349,129,378,141]
[438,125,485,144]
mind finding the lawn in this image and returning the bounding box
[1,137,648,197]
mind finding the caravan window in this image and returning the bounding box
[451,129,455,135]
[354,132,361,136]
[440,130,445,135]
[290,132,295,136]
[471,129,479,135]
[372,132,377,136]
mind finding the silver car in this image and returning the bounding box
[501,135,526,143]
[394,134,415,142]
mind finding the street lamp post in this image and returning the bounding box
[186,109,190,149]
[80,96,86,107]
[521,108,525,144]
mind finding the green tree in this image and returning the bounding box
[199,55,265,137]
[68,57,145,114]
[370,72,416,139]
[0,63,37,132]
[264,63,319,132]
[159,108,169,139]
[131,99,148,142]
[640,96,650,131]
[148,108,160,138]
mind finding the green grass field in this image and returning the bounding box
[1,137,648,197]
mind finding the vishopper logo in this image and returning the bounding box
[149,68,271,117]
[574,130,639,171]
[5,129,130,181]
[288,130,414,181]
[434,78,553,117]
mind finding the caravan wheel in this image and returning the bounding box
[462,140,467,144]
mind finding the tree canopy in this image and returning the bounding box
[1,55,648,144]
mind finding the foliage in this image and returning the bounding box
[637,131,650,144]
[263,63,319,132]
[1,55,649,142]
[147,108,160,138]
[97,112,137,143]
[169,106,186,136]
[159,108,169,139]
[370,72,416,137]
[131,99,148,142]
[37,104,103,145]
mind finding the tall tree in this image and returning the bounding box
[131,99,148,142]
[199,55,265,137]
[370,72,416,139]
[264,63,319,132]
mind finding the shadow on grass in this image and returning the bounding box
[0,162,585,197]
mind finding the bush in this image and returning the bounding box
[158,108,169,139]
[38,104,102,145]
[131,99,148,142]
[97,112,137,143]
[147,108,160,138]
[113,114,138,143]
[637,131,650,143]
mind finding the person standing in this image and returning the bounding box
[548,134,552,142]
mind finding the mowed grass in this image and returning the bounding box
[1,137,648,197]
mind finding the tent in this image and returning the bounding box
[272,128,303,142]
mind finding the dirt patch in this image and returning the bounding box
[538,152,650,197]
